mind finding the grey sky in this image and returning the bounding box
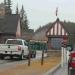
[0,0,75,30]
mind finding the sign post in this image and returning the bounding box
[61,35,68,67]
[41,43,44,66]
[28,42,31,66]
[41,49,44,65]
[61,46,67,67]
[61,47,64,67]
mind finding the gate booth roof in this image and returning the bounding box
[46,18,75,36]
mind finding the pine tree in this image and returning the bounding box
[4,0,7,5]
[20,5,29,32]
[8,0,11,8]
[4,0,12,15]
[16,3,19,14]
[23,15,29,31]
[20,5,24,20]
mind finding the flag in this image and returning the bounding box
[56,7,58,16]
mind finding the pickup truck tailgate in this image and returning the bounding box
[0,44,18,51]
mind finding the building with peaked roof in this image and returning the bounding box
[46,18,75,50]
[33,18,75,50]
[0,14,34,43]
[0,14,21,43]
[0,1,34,43]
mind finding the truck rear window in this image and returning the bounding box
[7,40,22,45]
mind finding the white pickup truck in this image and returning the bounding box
[0,39,29,60]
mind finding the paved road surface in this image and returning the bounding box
[52,65,75,75]
[0,51,47,69]
[52,65,68,75]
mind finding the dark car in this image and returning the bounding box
[68,51,75,75]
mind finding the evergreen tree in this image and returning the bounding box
[4,0,7,5]
[20,5,29,32]
[20,5,24,20]
[8,0,11,8]
[23,15,29,31]
[16,3,19,14]
[4,0,12,15]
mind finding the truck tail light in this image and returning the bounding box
[17,46,21,51]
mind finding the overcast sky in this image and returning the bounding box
[0,0,75,30]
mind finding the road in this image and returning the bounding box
[52,65,75,75]
[0,58,29,69]
[0,51,47,69]
[52,65,68,75]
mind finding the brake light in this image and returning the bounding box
[70,62,75,68]
[17,46,21,51]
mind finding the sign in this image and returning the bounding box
[62,36,68,47]
[62,42,67,47]
[66,44,73,51]
[63,35,68,39]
